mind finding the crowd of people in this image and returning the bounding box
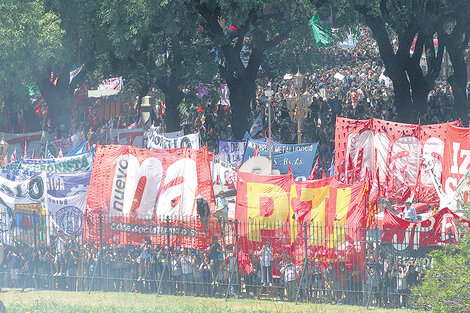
[0,227,426,309]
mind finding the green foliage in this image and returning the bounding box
[0,0,64,110]
[413,230,470,312]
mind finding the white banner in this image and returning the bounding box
[47,192,87,237]
[98,76,123,91]
[212,156,237,186]
[218,139,245,166]
[146,131,200,150]
[0,173,47,245]
[110,128,145,147]
[49,132,83,155]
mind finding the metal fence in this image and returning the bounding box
[0,213,452,308]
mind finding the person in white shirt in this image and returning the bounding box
[179,248,194,295]
[279,254,298,301]
[403,200,417,222]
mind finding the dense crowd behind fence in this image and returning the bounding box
[0,214,447,309]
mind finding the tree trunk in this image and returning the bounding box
[390,72,414,123]
[445,33,469,127]
[228,78,256,140]
[163,88,183,132]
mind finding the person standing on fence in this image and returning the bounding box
[403,200,417,222]
[214,191,229,230]
[196,195,210,232]
[260,241,273,287]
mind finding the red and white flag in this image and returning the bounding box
[308,156,319,180]
[10,148,17,163]
[57,149,63,158]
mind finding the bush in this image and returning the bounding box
[412,232,470,312]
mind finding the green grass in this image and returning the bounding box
[0,289,424,313]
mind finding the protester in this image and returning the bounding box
[403,201,417,222]
[196,195,210,232]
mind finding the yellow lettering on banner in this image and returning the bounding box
[328,187,351,248]
[247,182,289,242]
[307,186,329,246]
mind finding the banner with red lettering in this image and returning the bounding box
[442,124,470,196]
[235,173,367,267]
[334,117,459,203]
[381,207,470,257]
[84,145,215,247]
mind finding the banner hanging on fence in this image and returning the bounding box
[334,117,460,203]
[242,134,318,180]
[0,174,47,245]
[217,139,245,166]
[2,150,94,173]
[47,191,87,237]
[146,131,200,150]
[382,207,470,257]
[85,145,214,246]
[235,172,368,265]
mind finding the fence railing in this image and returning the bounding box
[0,213,457,308]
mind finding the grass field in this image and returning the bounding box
[0,289,423,313]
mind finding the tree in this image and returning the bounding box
[99,0,218,131]
[195,0,318,139]
[413,231,470,312]
[0,0,64,132]
[315,0,469,126]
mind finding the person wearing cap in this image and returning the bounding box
[196,195,210,231]
[403,200,417,222]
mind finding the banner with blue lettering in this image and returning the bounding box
[217,139,246,166]
[242,134,318,180]
[2,150,93,173]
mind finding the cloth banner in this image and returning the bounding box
[0,174,48,245]
[98,77,123,91]
[212,156,237,187]
[47,192,88,237]
[65,140,88,157]
[243,134,318,180]
[382,208,470,257]
[442,124,470,195]
[146,131,200,150]
[334,117,460,203]
[49,132,83,155]
[110,128,144,147]
[217,139,246,166]
[2,150,94,174]
[84,145,215,247]
[235,173,367,266]
[4,131,44,159]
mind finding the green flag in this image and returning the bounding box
[309,13,332,47]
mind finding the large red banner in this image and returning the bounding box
[334,117,460,203]
[442,124,470,196]
[84,145,215,247]
[235,172,368,265]
[382,207,470,256]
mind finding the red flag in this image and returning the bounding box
[308,157,319,180]
[253,145,260,157]
[10,148,17,163]
[57,149,63,158]
[23,140,27,159]
[288,164,293,176]
[322,167,326,179]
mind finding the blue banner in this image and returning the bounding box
[242,135,318,180]
[65,140,87,157]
